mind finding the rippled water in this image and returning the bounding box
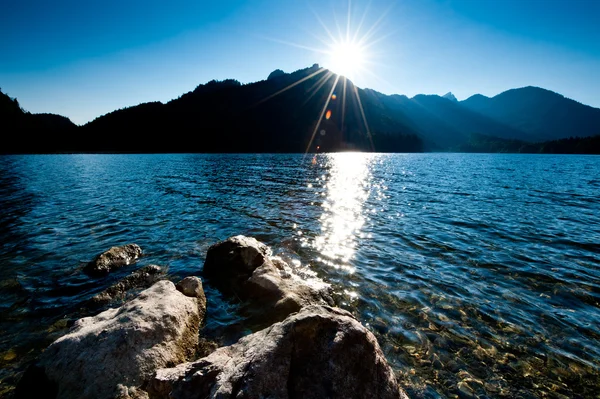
[0,153,599,398]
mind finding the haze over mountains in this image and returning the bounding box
[2,65,599,153]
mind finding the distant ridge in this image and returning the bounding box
[461,86,600,141]
[2,68,599,154]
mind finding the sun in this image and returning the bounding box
[326,40,366,79]
[262,1,389,83]
[257,1,393,153]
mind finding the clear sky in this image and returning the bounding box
[1,0,599,125]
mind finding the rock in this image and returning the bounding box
[196,337,219,358]
[203,236,270,293]
[115,385,149,399]
[176,276,207,320]
[245,255,334,319]
[17,281,203,399]
[176,276,204,299]
[83,244,143,276]
[89,265,166,307]
[203,236,333,322]
[147,305,407,399]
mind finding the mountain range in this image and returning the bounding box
[2,64,599,153]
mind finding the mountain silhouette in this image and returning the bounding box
[80,65,422,153]
[2,67,599,154]
[363,90,526,149]
[461,86,600,141]
[1,88,78,153]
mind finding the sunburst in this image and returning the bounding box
[326,39,367,80]
[258,1,393,154]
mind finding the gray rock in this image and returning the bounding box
[89,265,166,307]
[203,236,333,322]
[147,305,408,399]
[19,281,203,399]
[176,276,207,320]
[84,244,143,276]
[176,276,204,299]
[245,255,334,319]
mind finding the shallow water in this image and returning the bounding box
[0,153,599,398]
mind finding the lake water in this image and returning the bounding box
[0,153,599,398]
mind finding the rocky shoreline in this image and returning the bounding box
[15,236,408,399]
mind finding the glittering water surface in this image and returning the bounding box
[0,153,599,398]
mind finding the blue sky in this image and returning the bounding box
[1,0,599,125]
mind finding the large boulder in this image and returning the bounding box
[203,236,270,292]
[147,305,408,399]
[17,280,205,399]
[84,244,143,276]
[89,264,166,307]
[203,236,333,321]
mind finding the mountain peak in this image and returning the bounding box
[442,92,458,102]
[267,69,286,80]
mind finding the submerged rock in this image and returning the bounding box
[89,264,166,307]
[147,305,408,399]
[203,235,333,321]
[83,244,143,276]
[17,280,204,399]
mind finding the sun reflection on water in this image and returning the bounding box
[310,152,375,273]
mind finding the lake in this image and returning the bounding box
[0,153,599,398]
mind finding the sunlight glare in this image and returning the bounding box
[327,40,366,79]
[311,153,376,273]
